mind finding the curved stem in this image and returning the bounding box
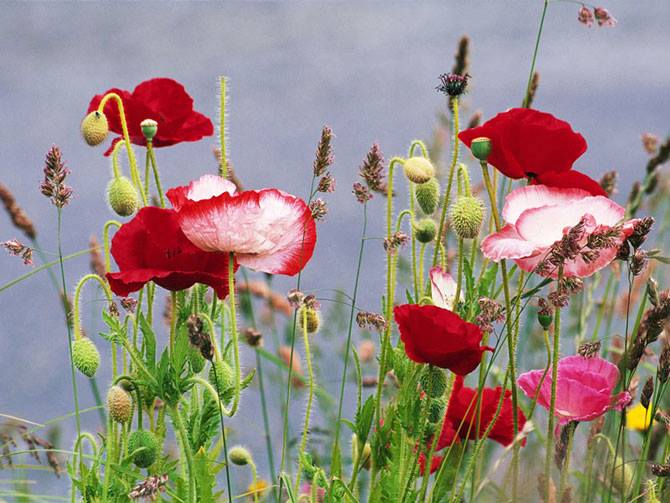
[72,273,113,341]
[97,93,147,205]
[102,220,122,273]
[294,308,315,492]
[224,252,242,417]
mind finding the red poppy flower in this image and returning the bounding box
[436,375,526,450]
[106,206,235,298]
[87,78,214,155]
[168,174,316,277]
[418,453,444,475]
[393,304,492,375]
[459,108,605,196]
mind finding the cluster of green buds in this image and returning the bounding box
[403,155,442,244]
[450,163,485,240]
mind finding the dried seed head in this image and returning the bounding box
[40,146,72,208]
[599,171,618,197]
[631,249,648,276]
[359,143,388,195]
[187,314,214,361]
[313,126,334,177]
[127,430,159,468]
[641,377,654,409]
[578,340,601,358]
[140,119,158,141]
[243,327,263,347]
[309,198,328,221]
[107,176,139,217]
[594,7,617,27]
[129,474,168,500]
[436,73,470,97]
[80,111,109,146]
[317,173,336,193]
[356,312,387,333]
[72,337,100,377]
[537,298,554,330]
[107,385,133,424]
[578,6,594,27]
[451,36,470,76]
[658,344,670,384]
[642,133,660,155]
[403,157,436,184]
[450,195,485,239]
[352,182,372,203]
[2,239,33,265]
[0,183,36,239]
[384,231,410,254]
[415,177,441,215]
[299,306,320,334]
[651,463,670,477]
[629,217,655,249]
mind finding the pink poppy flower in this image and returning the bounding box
[429,267,462,310]
[481,185,633,278]
[167,174,316,276]
[517,355,630,426]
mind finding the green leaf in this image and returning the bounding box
[193,447,215,503]
[355,395,375,445]
[432,442,467,502]
[139,312,156,371]
[280,473,297,503]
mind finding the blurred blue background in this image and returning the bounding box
[1,0,669,497]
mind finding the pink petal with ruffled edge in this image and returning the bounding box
[502,185,591,224]
[429,267,461,310]
[481,224,543,262]
[167,174,237,210]
[176,187,316,276]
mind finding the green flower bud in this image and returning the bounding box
[140,119,158,141]
[415,177,441,215]
[229,445,253,466]
[403,157,436,184]
[81,111,109,146]
[538,313,553,330]
[299,307,320,334]
[608,456,633,495]
[450,195,485,239]
[209,360,234,399]
[107,176,139,217]
[72,337,100,378]
[470,137,492,161]
[128,430,159,468]
[428,398,446,424]
[188,345,206,373]
[414,218,437,244]
[107,385,133,424]
[420,366,447,399]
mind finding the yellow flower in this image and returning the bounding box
[247,479,269,499]
[626,403,652,431]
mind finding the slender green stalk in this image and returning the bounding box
[332,203,368,474]
[294,308,315,492]
[147,141,165,207]
[169,404,196,503]
[523,0,550,108]
[211,362,234,503]
[55,209,84,503]
[219,76,228,178]
[455,237,464,306]
[545,266,563,502]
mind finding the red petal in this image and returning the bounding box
[534,170,608,197]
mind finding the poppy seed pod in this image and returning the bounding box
[229,445,253,466]
[188,345,206,373]
[299,306,320,334]
[414,218,437,243]
[403,157,435,185]
[140,119,158,141]
[209,360,234,398]
[72,337,100,378]
[107,176,139,217]
[415,177,441,215]
[428,397,446,424]
[420,366,447,399]
[450,195,485,239]
[107,385,133,424]
[470,137,492,161]
[81,111,109,146]
[128,430,159,468]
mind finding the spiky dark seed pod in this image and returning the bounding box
[403,157,435,184]
[415,177,440,215]
[72,337,100,377]
[107,385,133,424]
[128,430,159,468]
[641,377,654,409]
[81,111,109,146]
[420,366,447,399]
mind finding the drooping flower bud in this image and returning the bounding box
[107,176,139,217]
[470,137,492,162]
[299,306,320,334]
[450,195,485,239]
[209,360,234,399]
[140,119,158,141]
[420,366,447,399]
[403,157,436,185]
[415,177,441,215]
[72,337,100,377]
[128,430,159,468]
[228,445,252,466]
[107,385,133,424]
[414,218,437,243]
[81,111,109,146]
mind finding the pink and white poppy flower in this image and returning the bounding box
[517,355,630,426]
[481,185,633,278]
[430,267,463,310]
[167,174,316,276]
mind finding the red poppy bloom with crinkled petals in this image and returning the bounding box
[393,304,492,375]
[106,206,235,299]
[167,174,316,277]
[437,375,526,450]
[87,78,214,155]
[459,108,605,196]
